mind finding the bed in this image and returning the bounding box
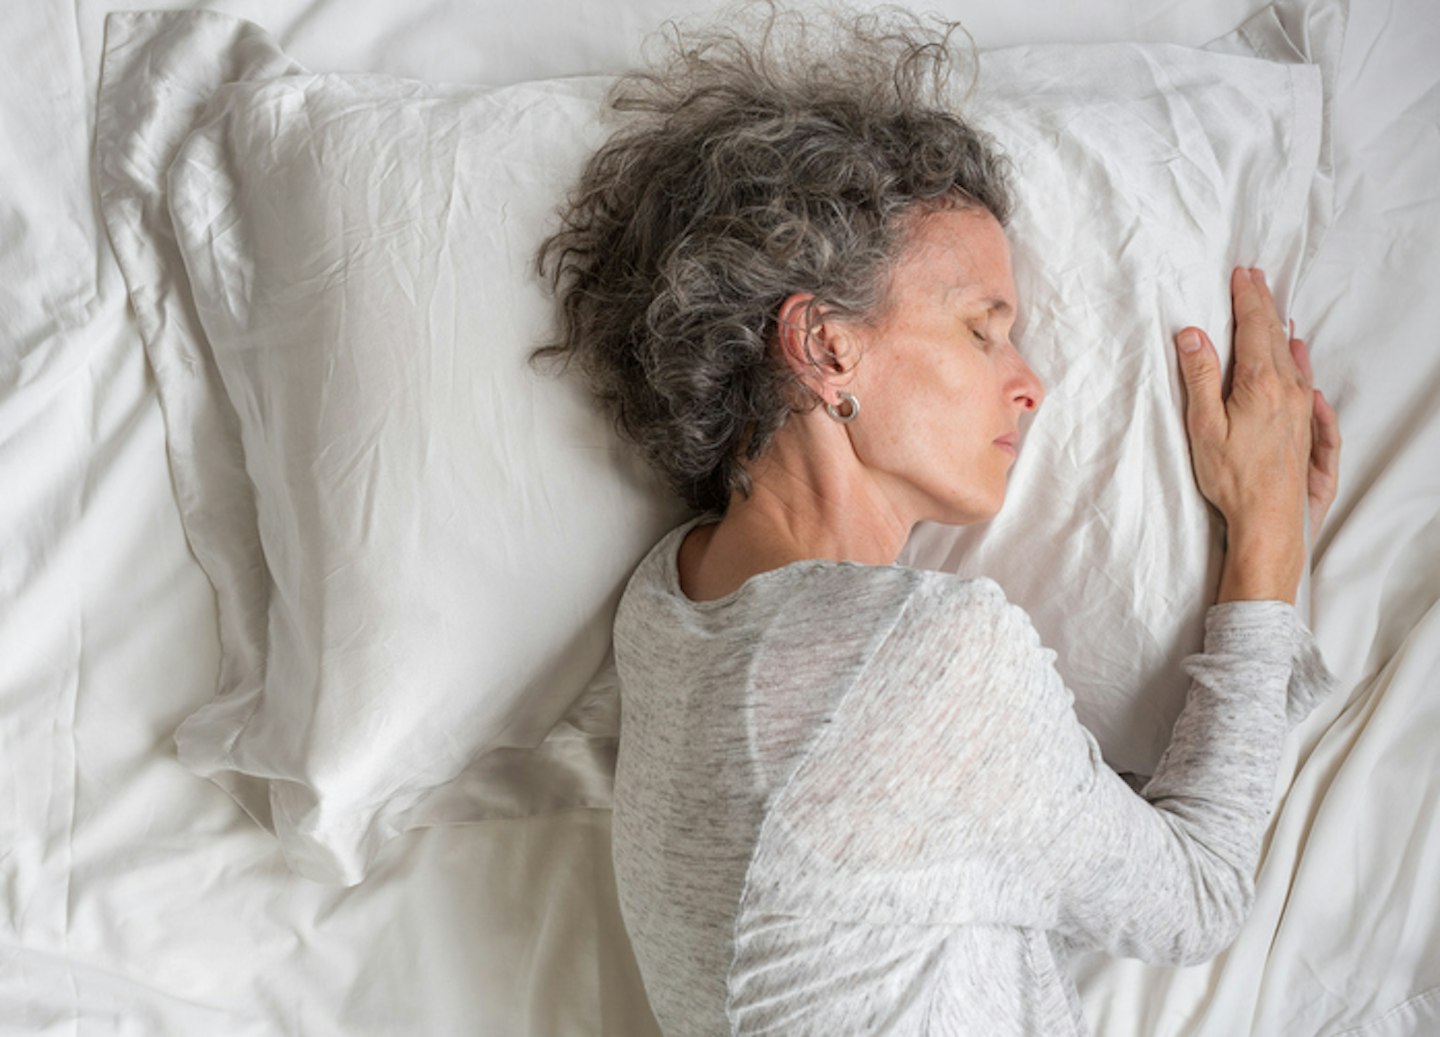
[2,0,1436,1034]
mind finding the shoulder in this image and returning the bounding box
[780,566,1056,719]
[743,564,1035,655]
[730,574,1080,925]
[615,519,1047,667]
[901,569,1019,622]
[877,569,1048,663]
[828,569,1066,748]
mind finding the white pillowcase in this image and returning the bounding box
[99,13,686,885]
[96,5,1331,883]
[166,69,696,883]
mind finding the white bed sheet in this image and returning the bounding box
[2,0,1437,1035]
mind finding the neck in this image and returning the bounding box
[723,450,912,567]
[681,413,919,602]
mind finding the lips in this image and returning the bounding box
[994,433,1018,454]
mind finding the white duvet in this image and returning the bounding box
[2,0,1438,1034]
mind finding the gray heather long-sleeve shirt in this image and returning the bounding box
[611,518,1335,1036]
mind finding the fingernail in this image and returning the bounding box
[1177,329,1202,353]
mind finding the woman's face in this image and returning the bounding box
[844,207,1044,527]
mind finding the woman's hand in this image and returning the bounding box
[1173,267,1341,603]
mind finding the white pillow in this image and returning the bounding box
[99,13,687,885]
[96,6,1330,883]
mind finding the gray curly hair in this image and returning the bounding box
[535,2,1013,514]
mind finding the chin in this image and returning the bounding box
[935,494,1005,527]
[972,485,1010,523]
[974,500,1005,524]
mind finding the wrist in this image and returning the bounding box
[1217,526,1303,604]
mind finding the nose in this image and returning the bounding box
[1012,354,1045,412]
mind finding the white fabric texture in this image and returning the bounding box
[97,9,1325,884]
[97,14,687,884]
[611,519,1334,1035]
[3,0,1439,1034]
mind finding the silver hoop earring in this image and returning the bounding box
[825,391,860,424]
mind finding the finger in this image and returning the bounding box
[1249,267,1297,373]
[1310,389,1341,474]
[1230,265,1268,323]
[1309,390,1341,542]
[1175,327,1226,441]
[1289,334,1315,385]
[1230,267,1281,375]
[1248,267,1279,320]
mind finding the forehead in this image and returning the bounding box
[891,207,1015,309]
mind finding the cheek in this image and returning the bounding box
[920,360,991,434]
[850,344,992,454]
[882,368,971,443]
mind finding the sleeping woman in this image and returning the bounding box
[537,7,1342,1035]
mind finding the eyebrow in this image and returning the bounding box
[943,286,1013,316]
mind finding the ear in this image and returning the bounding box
[774,292,859,399]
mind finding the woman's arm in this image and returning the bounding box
[731,575,1332,966]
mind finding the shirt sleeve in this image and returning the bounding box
[732,575,1336,967]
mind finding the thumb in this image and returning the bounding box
[1175,328,1225,440]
